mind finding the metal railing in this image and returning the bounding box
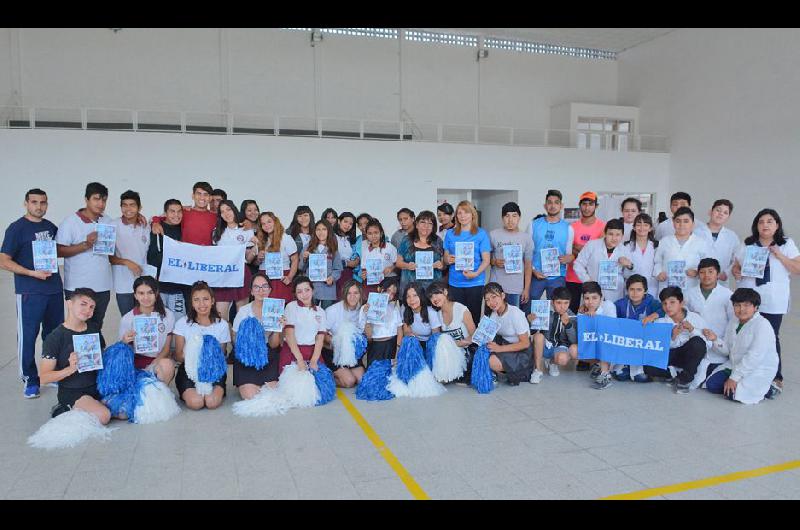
[0,106,670,153]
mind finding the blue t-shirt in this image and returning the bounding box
[1,217,63,295]
[444,228,491,288]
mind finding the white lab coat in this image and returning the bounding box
[735,238,799,315]
[709,313,779,404]
[573,239,627,302]
[653,234,711,293]
[656,310,711,350]
[684,284,734,362]
[654,219,674,242]
[693,223,740,287]
[622,240,658,295]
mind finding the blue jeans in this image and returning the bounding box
[522,276,565,314]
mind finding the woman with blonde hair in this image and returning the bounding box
[255,211,298,304]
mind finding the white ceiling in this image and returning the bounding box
[418,28,677,53]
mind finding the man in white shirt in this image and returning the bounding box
[110,190,151,317]
[693,199,740,286]
[645,286,711,394]
[685,258,734,388]
[653,207,711,293]
[655,192,691,241]
[55,182,115,330]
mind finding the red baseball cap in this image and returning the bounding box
[579,191,598,203]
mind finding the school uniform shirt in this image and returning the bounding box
[407,309,442,341]
[325,301,361,336]
[361,241,399,279]
[685,284,735,352]
[438,302,471,343]
[112,218,151,295]
[358,301,403,339]
[653,234,710,293]
[1,216,63,295]
[654,218,674,242]
[444,227,492,288]
[231,302,279,343]
[173,317,231,345]
[622,240,658,295]
[693,223,740,284]
[41,323,106,389]
[284,300,327,346]
[735,238,799,315]
[309,245,342,301]
[573,239,627,301]
[655,310,711,350]
[118,307,176,358]
[489,228,534,296]
[180,208,217,246]
[529,217,574,279]
[260,233,298,272]
[56,211,114,292]
[710,313,779,404]
[489,305,530,344]
[566,219,605,283]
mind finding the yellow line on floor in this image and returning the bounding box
[602,459,800,500]
[337,389,429,500]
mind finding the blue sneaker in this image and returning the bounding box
[612,366,630,381]
[632,373,652,383]
[24,384,40,399]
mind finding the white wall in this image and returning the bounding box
[0,129,670,235]
[0,28,619,130]
[618,28,800,236]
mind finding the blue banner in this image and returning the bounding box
[577,315,672,369]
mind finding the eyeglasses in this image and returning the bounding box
[252,284,271,291]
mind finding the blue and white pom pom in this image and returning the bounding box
[332,321,367,367]
[430,333,466,383]
[278,362,320,408]
[235,316,269,369]
[28,409,115,450]
[184,333,227,396]
[312,363,336,406]
[355,360,395,401]
[232,385,290,417]
[132,371,180,424]
[470,344,494,394]
[97,342,136,396]
[388,336,446,398]
[424,333,439,370]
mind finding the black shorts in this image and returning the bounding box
[58,385,101,408]
[493,335,533,385]
[321,346,367,371]
[366,339,396,366]
[175,363,228,399]
[233,347,280,387]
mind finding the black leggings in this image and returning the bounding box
[761,313,783,382]
[449,285,485,328]
[644,336,707,384]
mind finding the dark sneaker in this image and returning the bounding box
[24,384,40,399]
[50,403,70,418]
[612,366,630,381]
[592,373,614,390]
[675,382,691,394]
[576,361,591,372]
[765,381,782,400]
[632,373,653,383]
[589,363,601,378]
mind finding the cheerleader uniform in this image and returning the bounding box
[231,302,281,386]
[214,227,255,302]
[278,300,328,373]
[118,307,176,370]
[358,300,403,367]
[321,300,361,369]
[261,233,298,304]
[173,317,231,398]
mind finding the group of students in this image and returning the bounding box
[1,181,798,427]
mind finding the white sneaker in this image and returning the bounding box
[529,369,544,384]
[549,363,560,377]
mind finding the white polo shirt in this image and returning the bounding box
[325,301,360,336]
[260,233,297,271]
[736,239,799,315]
[118,308,176,357]
[284,300,327,345]
[358,301,403,339]
[112,217,151,294]
[173,317,231,345]
[56,211,114,292]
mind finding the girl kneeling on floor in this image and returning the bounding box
[358,277,403,367]
[402,281,442,351]
[278,276,327,374]
[426,281,476,384]
[482,282,533,386]
[323,280,366,388]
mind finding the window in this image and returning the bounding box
[577,117,632,151]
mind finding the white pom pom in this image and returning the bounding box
[233,386,290,417]
[134,381,181,424]
[432,334,467,383]
[28,409,115,450]
[183,333,203,384]
[195,382,213,396]
[332,321,358,367]
[388,366,446,398]
[277,363,320,408]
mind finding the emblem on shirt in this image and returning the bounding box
[237,235,245,243]
[580,234,591,243]
[34,230,53,241]
[545,230,554,242]
[158,323,166,333]
[315,315,322,324]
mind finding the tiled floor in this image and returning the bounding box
[1,275,798,499]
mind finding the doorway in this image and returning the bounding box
[437,188,520,233]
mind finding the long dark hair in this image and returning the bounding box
[288,205,315,239]
[320,207,338,225]
[745,208,787,246]
[365,218,387,249]
[186,281,221,324]
[425,280,452,306]
[627,213,658,249]
[407,210,438,246]
[212,200,242,244]
[336,211,358,245]
[132,275,167,318]
[239,200,260,224]
[402,282,431,325]
[307,219,338,256]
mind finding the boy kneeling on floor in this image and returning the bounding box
[702,288,779,404]
[530,286,577,381]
